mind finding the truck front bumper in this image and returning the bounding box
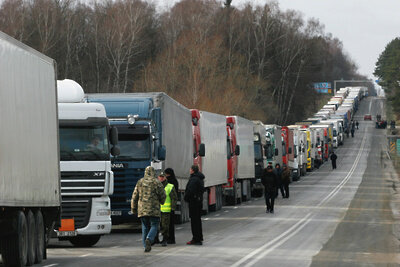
[77,196,112,235]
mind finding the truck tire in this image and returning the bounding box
[1,210,28,267]
[34,210,45,264]
[26,210,36,266]
[69,235,101,247]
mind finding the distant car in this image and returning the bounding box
[364,114,372,120]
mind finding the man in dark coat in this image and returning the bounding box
[274,163,284,198]
[330,151,338,169]
[164,168,179,244]
[262,166,278,213]
[356,121,359,129]
[184,165,205,245]
[281,164,291,198]
[351,128,355,137]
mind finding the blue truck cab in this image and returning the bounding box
[87,95,166,224]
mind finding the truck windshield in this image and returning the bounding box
[254,143,263,160]
[117,134,150,160]
[60,126,110,161]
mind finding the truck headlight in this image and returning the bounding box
[127,114,136,125]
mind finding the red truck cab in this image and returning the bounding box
[191,109,205,170]
[224,117,240,203]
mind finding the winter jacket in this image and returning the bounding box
[281,168,291,185]
[274,168,283,186]
[184,171,205,203]
[330,153,337,162]
[262,169,278,193]
[131,166,166,218]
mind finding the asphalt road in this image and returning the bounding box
[23,97,400,267]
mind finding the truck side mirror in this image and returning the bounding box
[111,146,120,156]
[199,143,205,157]
[158,146,166,161]
[274,148,279,156]
[110,126,118,146]
[288,147,292,154]
[235,145,240,156]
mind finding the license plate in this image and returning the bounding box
[111,210,122,216]
[57,231,77,237]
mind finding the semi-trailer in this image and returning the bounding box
[0,31,60,266]
[191,110,226,213]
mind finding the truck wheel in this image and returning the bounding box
[69,235,101,247]
[34,210,45,264]
[1,211,28,267]
[26,210,36,266]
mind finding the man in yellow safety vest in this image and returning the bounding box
[158,172,177,246]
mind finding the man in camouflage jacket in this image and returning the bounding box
[131,166,166,252]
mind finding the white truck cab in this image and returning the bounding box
[56,79,119,247]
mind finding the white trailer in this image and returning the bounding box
[199,111,227,212]
[233,116,255,201]
[0,31,60,266]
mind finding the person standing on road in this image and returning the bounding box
[262,166,278,213]
[131,166,166,252]
[330,151,338,170]
[164,168,179,244]
[281,164,291,198]
[356,121,359,129]
[158,172,177,247]
[351,127,355,138]
[274,163,284,198]
[184,165,205,245]
[346,128,349,138]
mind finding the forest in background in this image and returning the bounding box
[375,37,400,119]
[0,0,373,124]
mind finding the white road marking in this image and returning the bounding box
[79,253,93,258]
[204,218,209,221]
[176,227,183,230]
[112,246,120,249]
[214,214,220,217]
[231,213,313,267]
[232,130,368,267]
[43,264,59,267]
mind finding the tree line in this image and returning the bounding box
[375,37,400,117]
[0,0,370,124]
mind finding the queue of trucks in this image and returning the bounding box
[0,31,368,266]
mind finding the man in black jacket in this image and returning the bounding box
[262,166,278,213]
[184,165,205,245]
[330,152,338,169]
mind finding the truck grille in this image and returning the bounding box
[61,197,92,229]
[61,171,106,197]
[111,168,143,210]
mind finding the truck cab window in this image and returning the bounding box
[60,126,110,161]
[118,134,150,160]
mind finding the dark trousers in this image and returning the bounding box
[168,210,175,242]
[332,160,337,169]
[276,184,284,198]
[189,202,203,242]
[283,183,289,198]
[264,190,275,212]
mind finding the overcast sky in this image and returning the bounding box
[155,0,400,79]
